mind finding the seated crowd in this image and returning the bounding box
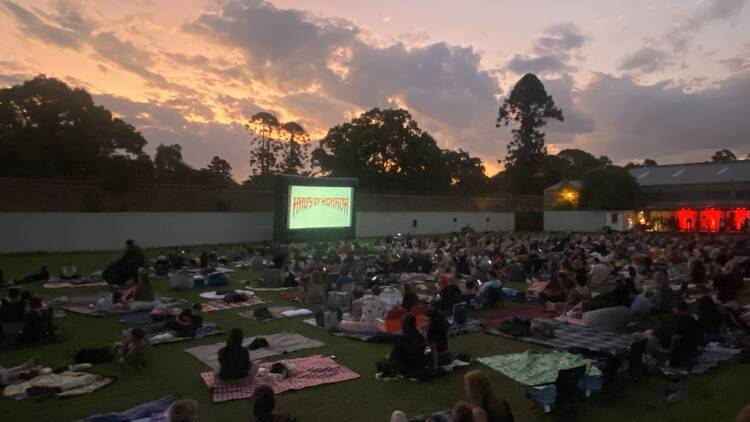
[1,230,749,422]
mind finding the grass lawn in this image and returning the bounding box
[0,246,748,422]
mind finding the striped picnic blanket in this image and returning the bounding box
[43,281,108,289]
[200,355,360,402]
[200,297,267,313]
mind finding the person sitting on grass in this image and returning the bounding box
[132,269,155,301]
[464,370,514,422]
[389,314,427,379]
[478,271,503,308]
[167,399,198,422]
[60,261,79,280]
[426,307,451,367]
[217,328,258,383]
[1,288,26,324]
[0,358,43,386]
[166,308,203,338]
[253,384,295,422]
[17,266,50,285]
[118,328,149,371]
[18,297,52,343]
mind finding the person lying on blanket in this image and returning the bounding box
[93,291,129,314]
[117,328,149,371]
[15,266,50,285]
[253,384,296,422]
[0,358,43,386]
[217,328,258,383]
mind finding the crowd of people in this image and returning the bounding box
[1,229,749,421]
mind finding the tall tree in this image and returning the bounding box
[710,149,737,163]
[246,112,282,177]
[280,121,310,175]
[496,73,563,193]
[154,144,191,181]
[204,155,233,181]
[0,75,151,180]
[312,108,452,192]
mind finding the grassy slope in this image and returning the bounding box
[0,247,748,422]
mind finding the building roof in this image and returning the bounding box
[628,160,750,187]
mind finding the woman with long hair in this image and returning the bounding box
[217,328,257,382]
[464,370,514,422]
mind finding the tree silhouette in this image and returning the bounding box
[579,166,639,210]
[205,155,233,179]
[154,144,191,181]
[0,75,150,180]
[280,121,310,175]
[246,112,282,177]
[710,149,737,163]
[497,73,563,193]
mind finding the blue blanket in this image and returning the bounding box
[76,395,176,422]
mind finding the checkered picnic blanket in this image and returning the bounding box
[200,297,267,313]
[43,281,108,289]
[200,355,360,402]
[489,317,635,353]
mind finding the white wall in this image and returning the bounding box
[0,211,516,253]
[0,212,274,253]
[356,212,515,238]
[544,210,634,232]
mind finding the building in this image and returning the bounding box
[629,160,750,232]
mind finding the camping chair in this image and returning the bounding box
[452,302,469,325]
[627,339,648,378]
[527,365,588,418]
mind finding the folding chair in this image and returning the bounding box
[527,365,588,418]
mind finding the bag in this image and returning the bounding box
[270,362,289,378]
[499,316,532,337]
[253,307,273,320]
[223,292,248,303]
[74,347,114,364]
[207,272,229,287]
[247,337,269,350]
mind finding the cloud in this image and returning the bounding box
[667,0,746,53]
[575,70,750,163]
[1,0,81,48]
[504,23,588,76]
[717,44,750,73]
[619,47,676,74]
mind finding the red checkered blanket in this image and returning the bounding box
[200,355,360,402]
[200,298,267,313]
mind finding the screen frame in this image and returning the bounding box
[273,174,358,242]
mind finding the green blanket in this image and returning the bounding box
[478,350,601,386]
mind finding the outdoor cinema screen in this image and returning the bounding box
[287,185,353,230]
[273,174,357,242]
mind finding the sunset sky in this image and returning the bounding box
[1,0,749,180]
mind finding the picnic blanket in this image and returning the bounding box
[76,394,176,422]
[43,281,108,289]
[149,323,224,346]
[200,296,267,313]
[661,343,742,375]
[301,318,378,341]
[487,317,635,353]
[198,290,259,300]
[237,306,311,321]
[3,371,113,399]
[185,332,325,371]
[478,350,602,386]
[200,355,359,402]
[480,308,559,327]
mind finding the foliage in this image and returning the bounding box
[312,108,486,193]
[280,121,311,175]
[0,75,150,182]
[710,149,737,163]
[496,73,563,194]
[579,166,639,210]
[624,158,658,169]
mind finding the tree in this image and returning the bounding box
[312,108,452,192]
[246,112,282,177]
[153,144,187,181]
[279,122,310,175]
[710,149,737,163]
[556,149,611,180]
[442,149,487,193]
[624,158,658,169]
[201,155,236,186]
[496,73,563,194]
[579,166,639,210]
[0,75,151,180]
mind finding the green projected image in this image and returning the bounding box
[288,185,353,230]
